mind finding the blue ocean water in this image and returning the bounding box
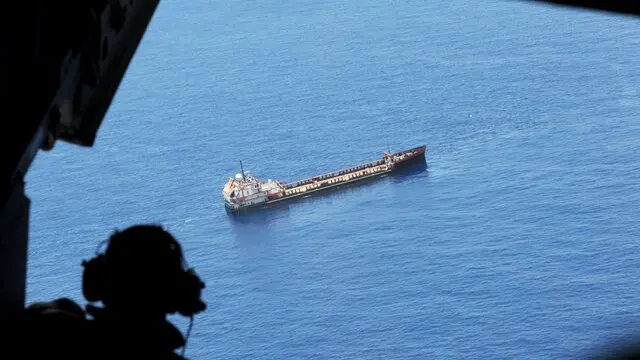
[25,0,640,359]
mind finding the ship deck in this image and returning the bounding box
[283,163,392,197]
[282,145,425,191]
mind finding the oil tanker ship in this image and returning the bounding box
[222,145,426,212]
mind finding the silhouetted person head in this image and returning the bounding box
[81,224,206,319]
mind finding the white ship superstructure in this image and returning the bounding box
[222,170,285,211]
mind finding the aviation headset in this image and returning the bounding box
[81,225,206,317]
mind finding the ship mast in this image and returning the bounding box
[239,160,246,200]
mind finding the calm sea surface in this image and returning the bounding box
[26,1,640,359]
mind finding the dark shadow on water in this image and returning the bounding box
[389,160,428,183]
[225,201,292,225]
[226,159,428,219]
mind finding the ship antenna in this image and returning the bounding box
[240,160,246,180]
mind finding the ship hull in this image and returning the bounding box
[225,167,392,213]
[392,146,426,169]
[225,145,427,214]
